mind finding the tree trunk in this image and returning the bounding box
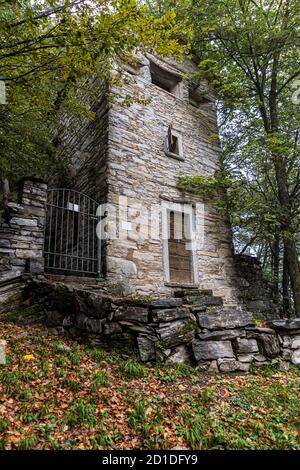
[267,51,300,314]
[1,177,10,208]
[282,245,291,315]
[272,155,300,314]
[271,235,280,302]
[284,237,300,315]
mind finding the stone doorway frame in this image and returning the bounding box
[161,201,199,286]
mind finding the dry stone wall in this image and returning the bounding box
[233,255,279,320]
[54,56,280,317]
[24,280,300,372]
[0,178,47,282]
[0,178,47,312]
[106,56,240,302]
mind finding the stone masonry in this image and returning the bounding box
[24,279,300,371]
[58,55,244,304]
[0,178,47,310]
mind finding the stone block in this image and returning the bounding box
[0,239,11,248]
[234,338,259,354]
[253,354,266,362]
[103,322,123,335]
[27,258,44,274]
[174,289,213,298]
[166,345,191,364]
[291,337,300,349]
[114,306,148,323]
[281,336,292,348]
[192,340,234,361]
[184,295,222,307]
[255,333,280,358]
[268,319,300,330]
[16,249,41,259]
[198,309,254,330]
[282,349,292,361]
[48,326,64,336]
[208,360,218,372]
[86,318,103,334]
[158,319,197,348]
[217,359,250,373]
[278,361,290,371]
[0,340,7,365]
[10,217,38,227]
[238,354,254,363]
[152,307,190,323]
[76,312,88,329]
[198,329,245,341]
[137,336,156,362]
[86,293,113,318]
[291,350,300,365]
[62,315,75,327]
[150,298,183,309]
[107,256,137,276]
[45,310,63,326]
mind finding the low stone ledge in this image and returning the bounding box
[267,319,300,330]
[150,298,183,309]
[151,307,190,323]
[17,279,300,371]
[193,340,234,361]
[197,309,254,330]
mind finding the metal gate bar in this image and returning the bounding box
[44,189,100,277]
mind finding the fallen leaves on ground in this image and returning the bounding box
[0,321,299,450]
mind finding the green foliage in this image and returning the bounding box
[1,323,300,449]
[0,0,189,186]
[128,400,152,438]
[118,358,148,380]
[178,172,232,210]
[15,435,38,450]
[64,399,97,429]
[91,425,115,448]
[178,409,212,449]
[90,371,110,392]
[176,0,300,311]
[0,417,8,433]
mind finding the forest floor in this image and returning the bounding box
[0,318,299,450]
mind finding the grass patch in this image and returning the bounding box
[90,371,110,392]
[178,409,213,450]
[0,417,8,433]
[63,399,98,429]
[15,435,38,450]
[118,358,148,380]
[91,425,115,449]
[128,401,151,439]
[0,321,299,450]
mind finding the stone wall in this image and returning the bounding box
[54,55,280,317]
[57,55,242,304]
[0,177,47,283]
[233,254,279,320]
[24,280,300,371]
[105,55,240,302]
[57,78,109,205]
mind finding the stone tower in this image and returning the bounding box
[58,55,241,304]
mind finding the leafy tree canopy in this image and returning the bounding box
[0,0,189,184]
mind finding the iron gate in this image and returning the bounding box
[44,189,101,277]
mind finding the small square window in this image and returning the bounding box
[169,135,179,155]
[164,126,184,160]
[188,84,213,108]
[150,61,182,97]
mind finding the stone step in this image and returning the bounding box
[183,295,223,308]
[0,277,25,313]
[174,289,213,298]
